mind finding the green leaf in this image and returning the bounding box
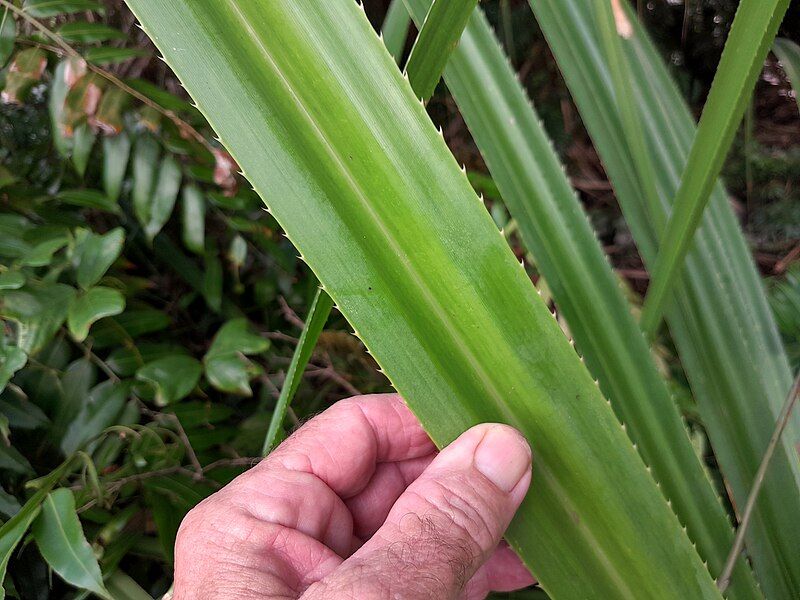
[1,48,46,104]
[180,184,205,254]
[18,236,69,267]
[262,288,332,454]
[0,459,74,599]
[126,2,722,597]
[0,342,26,394]
[143,156,181,241]
[132,134,160,226]
[94,87,130,135]
[73,227,125,289]
[22,0,102,17]
[382,0,410,63]
[67,287,125,342]
[90,308,170,348]
[32,489,112,599]
[105,570,153,600]
[60,379,130,455]
[136,356,201,405]
[774,38,800,115]
[0,271,24,291]
[84,46,149,65]
[102,133,131,202]
[0,283,76,354]
[0,9,15,68]
[57,22,126,43]
[0,444,32,476]
[228,235,246,269]
[525,1,800,596]
[0,485,21,519]
[203,318,268,396]
[57,188,117,213]
[639,0,791,336]
[202,252,222,312]
[49,60,74,159]
[402,1,761,595]
[0,394,49,431]
[72,123,96,178]
[404,0,477,101]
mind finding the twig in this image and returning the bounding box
[718,372,800,592]
[278,296,305,329]
[0,0,213,152]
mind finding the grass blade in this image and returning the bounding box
[639,0,791,336]
[404,0,477,101]
[403,0,759,596]
[526,1,800,596]
[381,0,410,64]
[124,1,721,597]
[262,287,333,455]
[774,38,800,114]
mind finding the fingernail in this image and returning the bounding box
[474,425,531,493]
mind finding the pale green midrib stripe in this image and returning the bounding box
[443,8,755,591]
[44,494,100,590]
[228,6,648,592]
[225,1,517,423]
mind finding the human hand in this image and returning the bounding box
[172,394,534,599]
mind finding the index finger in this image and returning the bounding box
[259,393,436,498]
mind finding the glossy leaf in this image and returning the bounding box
[49,60,74,159]
[67,286,125,342]
[22,0,102,17]
[132,134,160,226]
[102,132,131,201]
[72,123,97,178]
[180,184,205,254]
[105,570,153,600]
[18,236,68,267]
[57,22,126,43]
[0,341,26,394]
[640,0,791,336]
[404,0,477,101]
[204,319,269,396]
[136,355,201,405]
[262,288,333,454]
[0,9,14,68]
[402,1,761,595]
[0,283,76,354]
[0,272,24,291]
[144,155,181,241]
[525,1,800,596]
[0,459,73,600]
[774,38,800,114]
[381,0,410,62]
[32,489,112,599]
[60,379,130,455]
[57,188,117,213]
[73,227,124,289]
[84,46,149,65]
[125,2,721,596]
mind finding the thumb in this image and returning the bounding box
[304,423,532,600]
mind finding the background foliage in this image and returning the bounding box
[0,0,797,597]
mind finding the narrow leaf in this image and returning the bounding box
[180,184,205,254]
[382,0,411,63]
[57,189,117,213]
[125,2,722,597]
[403,1,761,595]
[0,9,15,68]
[22,0,102,17]
[639,0,791,336]
[102,132,131,201]
[774,38,800,114]
[32,489,112,599]
[145,155,181,241]
[57,22,126,43]
[71,123,96,178]
[404,0,477,101]
[85,46,149,65]
[525,1,800,596]
[262,288,333,455]
[132,134,160,226]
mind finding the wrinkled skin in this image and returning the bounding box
[172,394,535,599]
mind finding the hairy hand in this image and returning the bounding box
[172,394,534,599]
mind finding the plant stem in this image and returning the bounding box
[718,371,800,593]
